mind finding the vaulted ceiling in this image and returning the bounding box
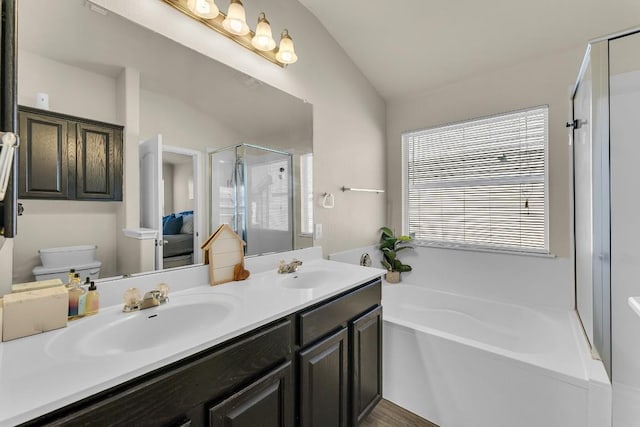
[299,0,640,100]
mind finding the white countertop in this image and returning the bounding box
[628,297,640,318]
[0,255,383,426]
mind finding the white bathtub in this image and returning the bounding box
[382,283,610,427]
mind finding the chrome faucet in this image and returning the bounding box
[278,259,303,274]
[123,284,170,312]
[360,253,372,267]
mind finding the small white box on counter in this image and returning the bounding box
[2,286,68,342]
[11,278,64,293]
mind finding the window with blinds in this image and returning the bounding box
[403,106,548,253]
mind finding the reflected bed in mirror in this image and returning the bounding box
[12,0,313,285]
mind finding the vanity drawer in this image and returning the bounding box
[28,319,292,427]
[298,278,381,347]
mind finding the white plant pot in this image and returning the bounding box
[385,271,401,283]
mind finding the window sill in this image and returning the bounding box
[412,241,556,258]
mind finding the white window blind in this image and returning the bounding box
[404,106,548,253]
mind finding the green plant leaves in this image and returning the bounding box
[378,226,414,272]
[379,226,394,239]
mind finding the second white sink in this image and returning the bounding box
[277,267,336,289]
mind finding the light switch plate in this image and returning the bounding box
[315,224,322,240]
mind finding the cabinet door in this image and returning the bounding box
[350,305,382,425]
[299,327,348,427]
[209,361,293,427]
[18,111,70,199]
[76,122,122,200]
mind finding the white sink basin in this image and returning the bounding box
[277,267,335,289]
[46,293,239,359]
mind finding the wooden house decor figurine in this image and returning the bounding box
[201,224,249,285]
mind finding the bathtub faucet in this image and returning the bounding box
[360,253,372,267]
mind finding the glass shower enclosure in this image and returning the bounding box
[571,28,640,385]
[209,144,293,256]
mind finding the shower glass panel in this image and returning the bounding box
[573,51,595,349]
[209,144,293,256]
[572,40,612,378]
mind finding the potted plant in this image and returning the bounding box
[379,227,413,283]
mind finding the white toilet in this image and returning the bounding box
[32,245,102,283]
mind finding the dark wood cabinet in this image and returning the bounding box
[18,106,123,201]
[76,122,122,200]
[209,361,294,427]
[350,305,383,425]
[18,111,69,199]
[299,328,349,427]
[21,278,383,427]
[297,279,382,427]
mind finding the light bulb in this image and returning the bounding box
[276,29,298,64]
[251,12,276,51]
[222,0,250,36]
[187,0,219,19]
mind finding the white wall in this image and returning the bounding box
[329,245,570,310]
[139,89,241,152]
[18,50,117,123]
[162,163,174,215]
[609,64,640,424]
[14,50,120,283]
[92,0,387,258]
[12,200,119,282]
[172,162,193,213]
[385,46,585,309]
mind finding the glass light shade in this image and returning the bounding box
[276,29,298,64]
[186,0,219,19]
[251,13,276,51]
[222,0,250,36]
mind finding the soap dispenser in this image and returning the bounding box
[66,268,76,288]
[85,281,100,316]
[68,273,86,319]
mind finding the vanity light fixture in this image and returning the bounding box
[222,0,250,36]
[275,29,297,65]
[251,12,276,51]
[161,0,298,67]
[187,0,219,19]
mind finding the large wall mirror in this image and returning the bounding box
[12,0,313,284]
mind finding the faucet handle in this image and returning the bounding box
[123,287,141,305]
[156,283,170,299]
[123,287,142,312]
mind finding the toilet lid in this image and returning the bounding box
[32,260,102,275]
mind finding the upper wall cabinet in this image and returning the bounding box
[18,106,123,201]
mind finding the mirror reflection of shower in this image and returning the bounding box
[210,144,294,256]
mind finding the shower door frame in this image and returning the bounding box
[209,143,294,256]
[570,40,612,379]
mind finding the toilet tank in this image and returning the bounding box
[38,245,97,268]
[33,261,102,283]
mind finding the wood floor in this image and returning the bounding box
[360,399,439,427]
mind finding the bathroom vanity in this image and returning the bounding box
[0,253,383,427]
